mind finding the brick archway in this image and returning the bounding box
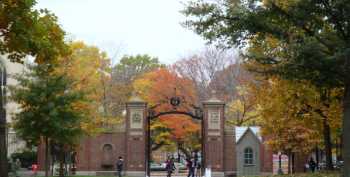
[125,93,235,177]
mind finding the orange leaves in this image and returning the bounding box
[134,68,200,145]
[134,68,197,112]
[160,115,200,140]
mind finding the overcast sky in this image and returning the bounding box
[35,0,206,64]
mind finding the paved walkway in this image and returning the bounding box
[150,173,187,177]
[150,172,201,177]
[15,170,193,177]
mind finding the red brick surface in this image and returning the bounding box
[224,132,236,172]
[203,103,225,172]
[76,133,126,171]
[260,141,273,173]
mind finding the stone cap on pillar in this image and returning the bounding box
[203,90,224,105]
[127,92,146,104]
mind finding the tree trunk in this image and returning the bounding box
[51,153,54,176]
[59,146,65,177]
[339,134,343,161]
[287,153,291,174]
[45,137,49,177]
[323,117,334,170]
[342,83,350,177]
[291,153,295,174]
[59,153,64,177]
[0,107,7,177]
[315,146,319,168]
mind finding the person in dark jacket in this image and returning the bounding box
[166,157,175,177]
[187,157,195,177]
[116,156,124,177]
[308,157,317,172]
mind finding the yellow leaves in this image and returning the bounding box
[54,41,112,134]
[251,77,342,153]
[262,0,301,10]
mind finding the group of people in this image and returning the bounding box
[185,156,201,177]
[164,155,201,177]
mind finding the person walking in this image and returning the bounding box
[187,157,195,177]
[195,161,201,177]
[166,158,175,177]
[308,157,317,173]
[116,156,124,177]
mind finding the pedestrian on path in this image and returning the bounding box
[195,161,201,177]
[166,157,176,177]
[187,157,195,177]
[308,157,316,173]
[116,156,124,177]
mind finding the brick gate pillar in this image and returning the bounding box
[202,91,225,177]
[125,94,147,177]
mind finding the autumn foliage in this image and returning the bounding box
[134,68,201,152]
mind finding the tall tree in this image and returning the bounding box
[110,54,163,117]
[172,47,236,102]
[56,42,115,133]
[183,0,350,175]
[113,54,163,84]
[0,1,67,176]
[253,77,342,173]
[226,84,260,126]
[10,64,85,177]
[0,0,68,63]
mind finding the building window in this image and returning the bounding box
[244,147,253,165]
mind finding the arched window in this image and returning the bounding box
[244,147,253,165]
[102,144,113,167]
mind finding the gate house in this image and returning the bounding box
[37,94,274,177]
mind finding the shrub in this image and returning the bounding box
[10,150,37,168]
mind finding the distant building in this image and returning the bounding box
[1,56,26,157]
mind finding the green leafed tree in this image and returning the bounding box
[0,0,68,63]
[183,0,350,175]
[110,54,163,117]
[10,64,86,177]
[112,54,164,84]
[0,1,68,176]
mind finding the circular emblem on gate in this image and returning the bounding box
[170,96,181,107]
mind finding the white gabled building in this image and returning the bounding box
[235,126,274,176]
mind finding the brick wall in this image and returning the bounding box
[77,133,126,171]
[260,141,273,173]
[223,130,236,173]
[37,132,127,171]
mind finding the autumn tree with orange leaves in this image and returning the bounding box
[133,68,201,156]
